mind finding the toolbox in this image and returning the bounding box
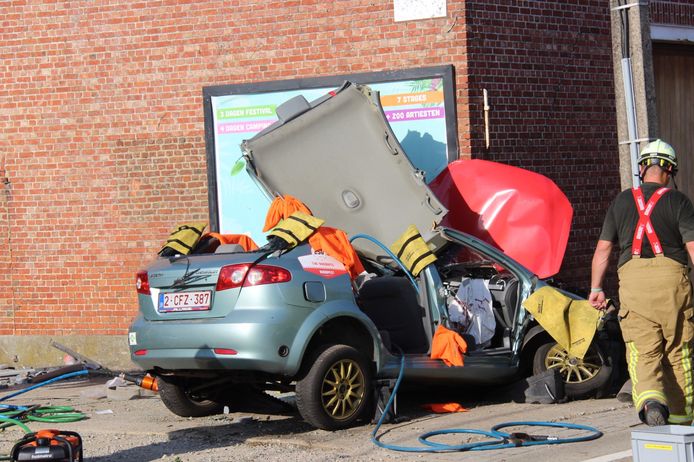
[632,425,694,462]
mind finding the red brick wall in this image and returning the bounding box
[1,0,470,336]
[464,0,621,289]
[1,0,622,336]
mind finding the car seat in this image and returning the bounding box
[358,277,429,354]
[503,279,519,328]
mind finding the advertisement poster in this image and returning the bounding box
[206,68,455,244]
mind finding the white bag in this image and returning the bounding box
[456,278,495,346]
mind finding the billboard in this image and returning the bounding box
[203,65,457,244]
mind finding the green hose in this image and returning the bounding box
[0,415,31,433]
[26,406,85,423]
[0,406,85,431]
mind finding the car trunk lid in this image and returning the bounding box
[140,253,253,321]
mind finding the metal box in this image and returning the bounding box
[632,425,694,462]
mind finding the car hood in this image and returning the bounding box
[241,82,448,259]
[429,159,573,279]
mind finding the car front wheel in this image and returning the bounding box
[296,344,373,430]
[532,340,613,399]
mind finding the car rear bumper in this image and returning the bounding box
[127,313,304,375]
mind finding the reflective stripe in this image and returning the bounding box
[627,342,639,389]
[668,414,692,424]
[635,390,668,410]
[683,342,694,419]
[631,187,669,256]
[626,342,667,409]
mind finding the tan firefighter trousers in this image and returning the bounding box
[618,254,694,424]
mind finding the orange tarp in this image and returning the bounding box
[430,324,468,367]
[263,195,365,279]
[422,403,468,413]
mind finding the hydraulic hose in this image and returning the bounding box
[349,233,419,293]
[371,355,602,453]
[0,370,88,403]
[0,370,88,435]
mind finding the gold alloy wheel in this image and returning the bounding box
[544,344,602,384]
[320,358,365,420]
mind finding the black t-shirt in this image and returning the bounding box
[599,182,694,268]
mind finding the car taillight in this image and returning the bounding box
[216,264,291,291]
[136,270,150,295]
[213,348,238,355]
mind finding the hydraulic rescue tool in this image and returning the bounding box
[10,429,83,462]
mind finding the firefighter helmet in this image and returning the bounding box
[638,139,678,174]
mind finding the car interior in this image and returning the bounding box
[356,241,520,358]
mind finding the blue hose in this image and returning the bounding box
[349,233,419,293]
[371,356,602,452]
[0,370,88,403]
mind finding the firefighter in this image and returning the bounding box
[589,139,694,426]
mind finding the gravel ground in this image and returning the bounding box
[0,377,638,461]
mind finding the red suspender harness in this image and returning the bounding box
[631,187,670,256]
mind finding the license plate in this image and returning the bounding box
[158,291,211,313]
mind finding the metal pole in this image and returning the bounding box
[621,57,641,187]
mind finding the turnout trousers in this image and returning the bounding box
[618,255,694,424]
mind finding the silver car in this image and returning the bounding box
[128,83,618,430]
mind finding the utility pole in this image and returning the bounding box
[610,0,659,189]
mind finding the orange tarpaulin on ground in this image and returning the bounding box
[205,232,259,252]
[263,195,365,280]
[430,324,468,367]
[422,403,468,413]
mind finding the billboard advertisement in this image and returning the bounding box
[203,65,457,244]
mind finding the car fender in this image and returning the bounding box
[319,301,386,369]
[285,299,383,376]
[522,324,549,350]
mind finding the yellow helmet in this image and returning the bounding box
[638,139,677,174]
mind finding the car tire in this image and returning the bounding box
[532,339,614,400]
[157,376,223,417]
[296,344,373,430]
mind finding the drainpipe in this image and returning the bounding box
[621,57,641,187]
[610,0,658,189]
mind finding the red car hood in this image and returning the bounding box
[429,160,573,279]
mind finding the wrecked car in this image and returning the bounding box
[128,82,619,430]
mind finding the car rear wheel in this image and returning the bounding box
[157,376,223,417]
[533,340,613,399]
[296,344,373,430]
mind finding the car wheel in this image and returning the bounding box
[157,376,223,417]
[532,340,613,400]
[296,344,373,430]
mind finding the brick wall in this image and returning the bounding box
[0,0,469,336]
[1,0,623,338]
[651,0,694,26]
[464,0,621,289]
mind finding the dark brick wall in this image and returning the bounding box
[651,0,694,26]
[464,0,622,290]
